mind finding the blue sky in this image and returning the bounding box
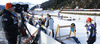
[0,0,48,5]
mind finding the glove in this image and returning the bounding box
[43,26,46,29]
[85,24,88,27]
[87,32,89,34]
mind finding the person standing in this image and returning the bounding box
[29,18,34,25]
[46,14,49,20]
[85,17,96,44]
[45,15,54,38]
[0,3,18,44]
[61,15,63,19]
[58,13,60,18]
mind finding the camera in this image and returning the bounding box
[12,4,29,13]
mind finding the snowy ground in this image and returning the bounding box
[34,10,100,44]
[52,14,100,44]
[0,29,8,44]
[0,10,100,44]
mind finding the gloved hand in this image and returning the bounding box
[87,32,89,34]
[43,26,46,29]
[85,24,88,27]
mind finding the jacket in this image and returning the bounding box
[0,9,18,35]
[45,17,54,30]
[87,24,96,43]
[88,24,96,38]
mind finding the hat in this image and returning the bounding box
[5,2,13,9]
[86,17,92,22]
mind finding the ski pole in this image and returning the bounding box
[94,13,97,40]
[94,13,97,32]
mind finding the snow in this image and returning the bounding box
[54,14,100,44]
[0,10,100,44]
[0,30,8,44]
[34,10,100,44]
[40,31,61,44]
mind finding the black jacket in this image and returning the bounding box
[0,9,18,35]
[29,20,34,25]
[87,24,96,43]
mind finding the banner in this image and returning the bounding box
[39,31,61,44]
[42,26,53,37]
[25,22,38,35]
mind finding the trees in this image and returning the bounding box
[39,0,99,10]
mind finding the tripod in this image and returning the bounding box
[18,13,33,44]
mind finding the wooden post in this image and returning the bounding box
[69,25,72,37]
[55,24,59,39]
[58,26,61,42]
[74,26,76,37]
[55,23,76,42]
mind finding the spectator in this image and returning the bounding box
[45,15,54,38]
[29,18,34,25]
[0,3,18,44]
[46,14,49,20]
[58,13,60,18]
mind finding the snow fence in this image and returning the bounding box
[24,22,61,44]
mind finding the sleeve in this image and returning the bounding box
[45,19,49,28]
[2,15,18,30]
[0,9,5,16]
[52,18,54,23]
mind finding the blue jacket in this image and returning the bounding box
[88,24,95,37]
